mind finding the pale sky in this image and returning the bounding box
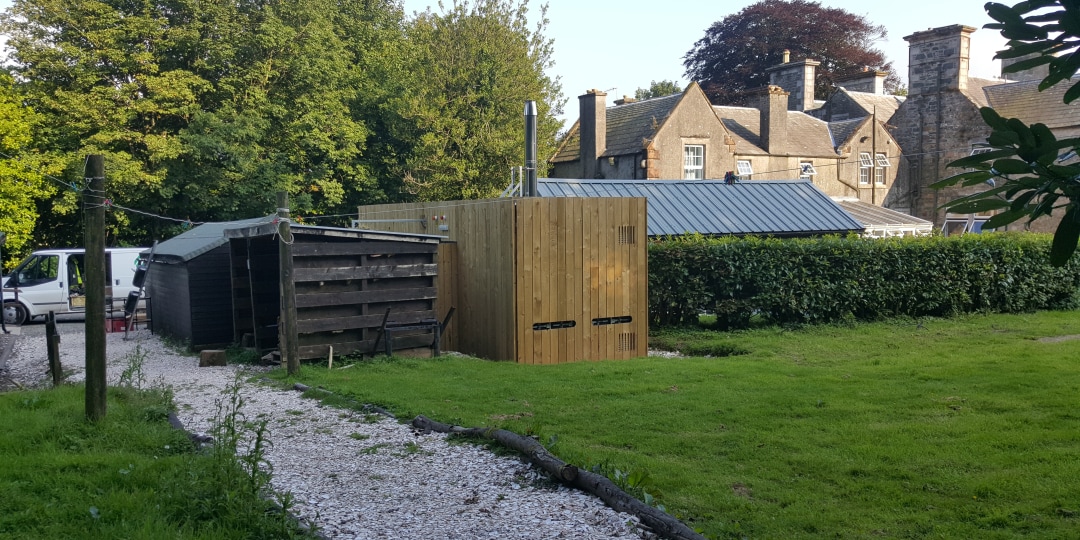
[1,0,1008,125]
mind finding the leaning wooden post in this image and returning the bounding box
[84,155,107,420]
[277,191,299,375]
[46,311,62,387]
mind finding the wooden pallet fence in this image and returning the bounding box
[224,225,443,361]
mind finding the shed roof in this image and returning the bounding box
[151,215,273,263]
[833,199,933,236]
[537,179,864,237]
[222,223,445,243]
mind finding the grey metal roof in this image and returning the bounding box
[537,179,864,237]
[151,215,274,263]
[833,199,932,235]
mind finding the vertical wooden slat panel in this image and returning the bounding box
[561,196,570,365]
[571,198,580,361]
[531,198,544,365]
[635,197,648,358]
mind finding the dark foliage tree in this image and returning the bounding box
[934,0,1080,266]
[683,0,898,106]
[634,80,682,100]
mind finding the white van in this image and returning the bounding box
[2,247,147,325]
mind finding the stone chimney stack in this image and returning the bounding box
[578,89,607,179]
[766,52,820,111]
[759,85,789,155]
[835,68,889,94]
[904,24,976,96]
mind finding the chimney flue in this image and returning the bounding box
[524,100,538,197]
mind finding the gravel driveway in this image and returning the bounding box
[4,329,644,539]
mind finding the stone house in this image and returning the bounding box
[886,24,1077,233]
[549,80,903,208]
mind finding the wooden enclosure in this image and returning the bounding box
[355,197,647,364]
[223,224,443,360]
[148,243,234,350]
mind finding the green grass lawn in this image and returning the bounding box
[0,384,306,539]
[281,311,1080,539]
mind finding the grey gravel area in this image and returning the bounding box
[5,329,644,539]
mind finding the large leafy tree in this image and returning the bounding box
[0,0,400,245]
[933,0,1080,266]
[0,72,62,267]
[382,0,564,201]
[683,0,898,106]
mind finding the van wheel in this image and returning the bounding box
[2,302,28,326]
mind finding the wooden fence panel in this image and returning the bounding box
[358,197,646,363]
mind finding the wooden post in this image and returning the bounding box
[46,312,62,387]
[0,231,6,334]
[277,192,299,375]
[84,155,107,421]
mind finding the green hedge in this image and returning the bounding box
[648,233,1080,328]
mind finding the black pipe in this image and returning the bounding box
[524,101,538,197]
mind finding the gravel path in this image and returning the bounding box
[6,329,644,539]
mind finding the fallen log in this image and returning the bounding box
[411,415,706,540]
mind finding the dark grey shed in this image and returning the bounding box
[146,216,271,350]
[537,179,865,237]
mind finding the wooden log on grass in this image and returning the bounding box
[411,415,706,540]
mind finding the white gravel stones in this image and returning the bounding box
[7,329,644,539]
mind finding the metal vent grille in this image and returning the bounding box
[618,332,636,352]
[618,226,636,245]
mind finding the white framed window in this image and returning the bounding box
[875,165,885,184]
[799,162,816,179]
[684,145,704,179]
[970,146,993,156]
[736,160,753,177]
[876,153,890,167]
[858,152,871,185]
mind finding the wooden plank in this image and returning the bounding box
[513,201,525,364]
[294,263,437,282]
[570,197,583,363]
[291,241,437,258]
[295,287,436,308]
[556,197,568,364]
[298,333,435,360]
[534,198,545,365]
[296,310,437,334]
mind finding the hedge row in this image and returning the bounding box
[648,233,1080,328]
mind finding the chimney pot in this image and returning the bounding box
[782,49,790,63]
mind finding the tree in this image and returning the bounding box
[0,72,61,267]
[0,0,404,245]
[381,0,564,201]
[683,0,898,106]
[933,0,1080,266]
[634,80,682,100]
